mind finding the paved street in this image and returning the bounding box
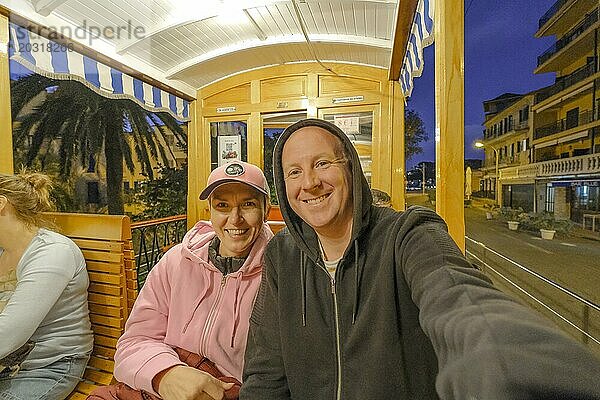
[406,193,600,354]
[465,206,600,303]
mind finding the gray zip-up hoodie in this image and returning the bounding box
[241,118,600,400]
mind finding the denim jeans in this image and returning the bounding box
[0,354,89,400]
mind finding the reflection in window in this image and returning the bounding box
[323,111,373,186]
[263,112,307,204]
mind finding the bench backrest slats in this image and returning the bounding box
[44,213,137,399]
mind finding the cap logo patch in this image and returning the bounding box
[225,163,244,177]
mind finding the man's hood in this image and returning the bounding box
[273,118,373,261]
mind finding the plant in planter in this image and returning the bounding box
[483,203,499,220]
[498,207,525,230]
[531,212,573,240]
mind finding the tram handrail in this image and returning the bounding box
[465,235,600,347]
[465,236,600,312]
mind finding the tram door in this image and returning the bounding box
[318,107,377,187]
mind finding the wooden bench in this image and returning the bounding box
[46,213,137,400]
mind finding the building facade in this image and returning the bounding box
[481,93,535,210]
[480,0,600,223]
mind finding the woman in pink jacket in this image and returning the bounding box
[113,161,273,400]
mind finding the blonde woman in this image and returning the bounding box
[0,172,92,400]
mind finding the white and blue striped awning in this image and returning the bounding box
[400,0,434,97]
[8,23,190,121]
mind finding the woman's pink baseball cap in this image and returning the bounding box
[199,161,269,200]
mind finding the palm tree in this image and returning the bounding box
[11,74,187,214]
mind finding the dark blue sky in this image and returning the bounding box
[406,0,558,170]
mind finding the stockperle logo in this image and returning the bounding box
[225,163,244,177]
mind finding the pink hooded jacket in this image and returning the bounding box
[113,220,273,397]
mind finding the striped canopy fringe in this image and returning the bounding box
[8,23,190,122]
[400,0,434,98]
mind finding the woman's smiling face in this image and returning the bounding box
[209,182,266,257]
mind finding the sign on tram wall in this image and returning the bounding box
[332,95,364,104]
[217,106,236,113]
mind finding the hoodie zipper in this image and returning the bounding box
[318,262,342,400]
[200,275,228,355]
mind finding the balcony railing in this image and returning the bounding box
[514,120,529,130]
[536,62,597,104]
[534,108,599,140]
[484,121,521,140]
[538,0,569,29]
[537,9,599,67]
[500,153,600,180]
[131,214,188,288]
[538,153,600,177]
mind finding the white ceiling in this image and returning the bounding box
[3,0,399,96]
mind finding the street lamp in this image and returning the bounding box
[475,141,500,205]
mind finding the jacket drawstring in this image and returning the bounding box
[301,251,307,327]
[230,275,243,347]
[352,240,360,324]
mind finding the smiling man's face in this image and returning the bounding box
[281,127,353,238]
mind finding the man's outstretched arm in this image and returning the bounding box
[397,207,600,399]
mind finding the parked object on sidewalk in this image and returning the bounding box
[582,213,600,233]
[540,229,556,240]
[483,203,499,220]
[519,212,572,238]
[507,221,519,231]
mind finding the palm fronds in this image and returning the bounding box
[11,74,188,214]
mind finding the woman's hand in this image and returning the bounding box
[158,365,234,400]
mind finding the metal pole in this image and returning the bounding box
[494,148,500,206]
[422,163,426,195]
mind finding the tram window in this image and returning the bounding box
[262,112,307,204]
[322,111,373,187]
[210,121,248,171]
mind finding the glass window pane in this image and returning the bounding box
[210,121,247,171]
[322,111,373,186]
[262,112,307,204]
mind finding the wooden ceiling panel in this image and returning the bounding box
[354,2,366,36]
[257,6,280,36]
[173,41,389,88]
[278,2,300,33]
[22,0,402,90]
[365,3,377,37]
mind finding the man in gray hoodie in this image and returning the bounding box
[241,118,600,400]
